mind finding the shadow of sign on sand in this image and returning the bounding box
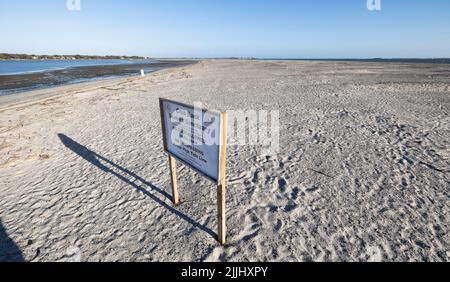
[58,134,216,239]
[0,219,24,262]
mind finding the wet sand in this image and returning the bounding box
[0,60,449,262]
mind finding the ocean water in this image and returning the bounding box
[0,59,195,96]
[0,59,146,75]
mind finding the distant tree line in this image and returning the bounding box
[0,53,146,60]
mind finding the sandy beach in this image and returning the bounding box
[0,60,449,262]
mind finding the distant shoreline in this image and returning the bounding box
[0,53,148,61]
[3,53,449,64]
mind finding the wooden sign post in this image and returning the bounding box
[159,98,228,244]
[217,112,228,244]
[168,155,180,205]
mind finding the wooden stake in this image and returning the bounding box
[169,155,180,205]
[217,112,228,245]
[217,183,226,244]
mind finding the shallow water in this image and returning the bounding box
[0,59,148,75]
[0,60,195,96]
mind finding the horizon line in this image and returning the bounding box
[1,53,450,61]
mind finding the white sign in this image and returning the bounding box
[160,99,221,182]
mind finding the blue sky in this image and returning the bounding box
[1,0,449,58]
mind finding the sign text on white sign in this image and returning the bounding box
[160,99,223,183]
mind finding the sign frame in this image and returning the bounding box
[159,98,222,184]
[159,98,228,244]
